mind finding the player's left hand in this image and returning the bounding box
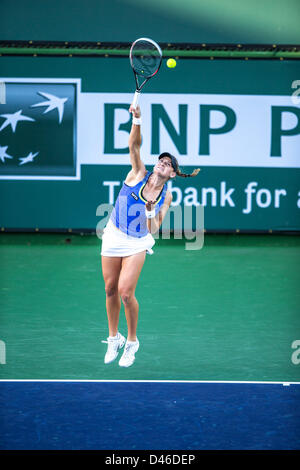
[146,200,155,211]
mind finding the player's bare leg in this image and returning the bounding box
[101,256,122,337]
[118,250,146,341]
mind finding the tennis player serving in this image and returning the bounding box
[101,104,200,367]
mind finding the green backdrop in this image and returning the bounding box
[0,56,299,232]
[1,0,300,44]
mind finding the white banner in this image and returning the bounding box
[1,78,299,180]
[79,92,300,168]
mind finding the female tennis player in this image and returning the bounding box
[101,104,200,367]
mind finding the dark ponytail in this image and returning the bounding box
[176,167,201,178]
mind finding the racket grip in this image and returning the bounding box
[132,91,140,109]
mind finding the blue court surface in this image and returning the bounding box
[0,381,299,450]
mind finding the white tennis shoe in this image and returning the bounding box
[102,332,126,364]
[119,338,140,367]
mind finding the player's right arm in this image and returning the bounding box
[128,105,146,177]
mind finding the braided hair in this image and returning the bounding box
[158,152,201,178]
[176,167,201,178]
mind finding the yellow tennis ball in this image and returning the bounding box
[167,58,177,68]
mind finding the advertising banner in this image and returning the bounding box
[0,60,299,231]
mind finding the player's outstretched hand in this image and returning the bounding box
[129,104,141,118]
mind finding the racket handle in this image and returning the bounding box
[132,91,140,109]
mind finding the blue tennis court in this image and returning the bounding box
[0,381,299,450]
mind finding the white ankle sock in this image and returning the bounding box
[126,339,138,345]
[109,333,119,340]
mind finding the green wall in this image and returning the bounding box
[1,0,300,44]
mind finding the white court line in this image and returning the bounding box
[0,379,299,385]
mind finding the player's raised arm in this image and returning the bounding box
[128,104,146,175]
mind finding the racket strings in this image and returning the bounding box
[131,40,161,78]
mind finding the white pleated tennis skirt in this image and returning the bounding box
[101,219,155,257]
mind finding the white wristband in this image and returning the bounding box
[132,116,142,125]
[145,208,156,219]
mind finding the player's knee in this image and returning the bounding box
[105,283,118,297]
[119,286,134,305]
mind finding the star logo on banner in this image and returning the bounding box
[31,92,68,124]
[19,151,39,166]
[0,145,14,163]
[0,110,35,133]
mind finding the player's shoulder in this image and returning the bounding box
[124,167,148,186]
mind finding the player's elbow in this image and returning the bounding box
[129,143,139,154]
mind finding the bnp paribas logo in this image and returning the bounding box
[0,79,79,179]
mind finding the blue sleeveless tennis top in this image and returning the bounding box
[110,171,168,238]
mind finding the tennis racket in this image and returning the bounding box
[129,37,162,109]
